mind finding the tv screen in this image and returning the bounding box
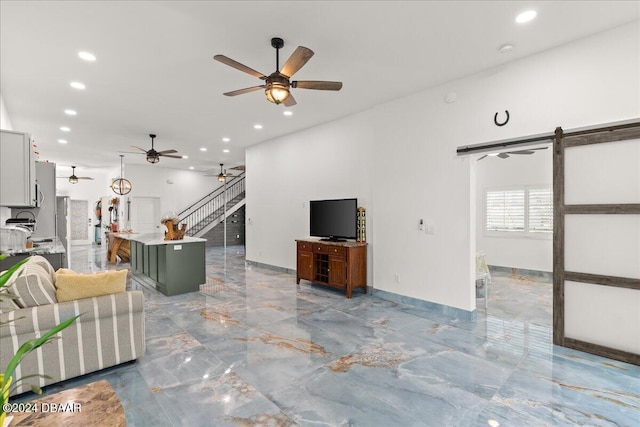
[310,198,357,241]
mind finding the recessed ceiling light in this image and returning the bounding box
[223,149,230,153]
[222,137,230,142]
[487,420,500,427]
[283,111,293,116]
[182,155,189,159]
[253,124,263,130]
[516,10,537,24]
[78,51,96,61]
[488,153,499,157]
[58,139,68,144]
[70,81,86,90]
[200,147,207,152]
[189,166,194,170]
[60,126,71,132]
[64,109,77,116]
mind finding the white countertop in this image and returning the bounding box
[113,232,206,246]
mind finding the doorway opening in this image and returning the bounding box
[474,143,553,327]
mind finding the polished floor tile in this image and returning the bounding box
[11,244,639,427]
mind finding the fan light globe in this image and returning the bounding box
[111,178,132,195]
[147,154,160,164]
[265,84,290,104]
[69,175,79,184]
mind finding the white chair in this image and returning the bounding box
[475,251,491,308]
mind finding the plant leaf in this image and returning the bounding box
[0,257,30,287]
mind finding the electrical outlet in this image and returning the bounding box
[419,219,424,231]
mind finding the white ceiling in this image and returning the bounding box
[1,1,638,176]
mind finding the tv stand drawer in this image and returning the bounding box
[313,244,328,253]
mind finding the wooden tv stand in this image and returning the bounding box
[295,239,367,298]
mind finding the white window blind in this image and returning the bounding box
[486,190,525,232]
[528,188,553,233]
[485,187,553,235]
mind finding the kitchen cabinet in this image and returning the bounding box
[0,130,36,207]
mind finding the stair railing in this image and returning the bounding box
[178,172,245,235]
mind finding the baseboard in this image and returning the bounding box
[489,265,553,282]
[245,259,295,275]
[372,288,477,321]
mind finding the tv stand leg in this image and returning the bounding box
[296,277,301,284]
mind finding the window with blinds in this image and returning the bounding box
[485,187,553,235]
[486,190,525,232]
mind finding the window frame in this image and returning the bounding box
[483,185,553,239]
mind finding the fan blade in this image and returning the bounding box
[477,155,488,161]
[158,154,183,159]
[292,80,343,91]
[131,146,148,152]
[78,177,94,180]
[497,153,510,159]
[283,93,297,107]
[223,85,265,97]
[281,46,314,78]
[229,165,245,171]
[157,149,178,155]
[214,55,266,79]
[506,150,535,155]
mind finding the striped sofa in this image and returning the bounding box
[0,257,145,396]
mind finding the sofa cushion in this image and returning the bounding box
[0,289,20,313]
[4,262,57,308]
[55,269,128,302]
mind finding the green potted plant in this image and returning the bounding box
[0,255,80,424]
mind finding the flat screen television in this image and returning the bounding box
[310,198,357,241]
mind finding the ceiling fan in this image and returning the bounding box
[205,163,236,182]
[477,147,548,161]
[57,166,94,184]
[131,134,182,164]
[214,37,343,107]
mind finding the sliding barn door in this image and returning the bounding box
[553,122,640,365]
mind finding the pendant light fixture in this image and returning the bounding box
[111,154,132,195]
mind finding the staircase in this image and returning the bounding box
[178,172,245,238]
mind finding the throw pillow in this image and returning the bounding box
[29,255,56,276]
[55,269,128,302]
[4,263,57,308]
[0,289,20,313]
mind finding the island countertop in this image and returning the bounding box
[114,232,206,246]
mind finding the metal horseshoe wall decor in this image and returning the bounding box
[494,110,510,127]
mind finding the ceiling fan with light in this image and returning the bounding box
[57,166,94,184]
[131,134,182,164]
[214,37,343,107]
[477,146,548,161]
[204,163,236,182]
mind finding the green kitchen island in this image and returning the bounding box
[123,233,207,296]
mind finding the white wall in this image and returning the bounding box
[246,111,373,271]
[475,147,552,272]
[0,93,14,225]
[122,163,224,224]
[246,22,640,313]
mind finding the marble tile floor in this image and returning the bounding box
[12,244,640,426]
